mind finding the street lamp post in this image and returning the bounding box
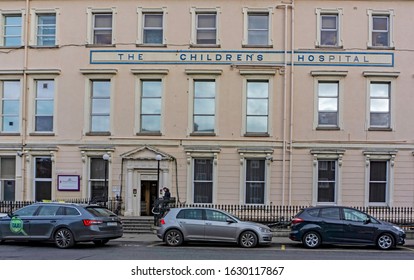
[103,153,110,202]
[154,154,162,225]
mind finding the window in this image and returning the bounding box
[246,81,269,134]
[35,80,54,132]
[36,13,56,46]
[90,80,111,133]
[206,210,233,222]
[317,160,336,203]
[93,13,112,45]
[143,13,163,44]
[34,157,52,201]
[369,161,388,203]
[316,9,343,48]
[1,80,21,133]
[319,207,340,220]
[369,82,390,128]
[190,8,220,46]
[140,80,162,133]
[0,157,16,201]
[245,159,265,204]
[343,208,369,223]
[193,80,215,133]
[368,10,394,48]
[247,13,269,46]
[318,82,338,127]
[193,158,213,203]
[2,14,22,47]
[89,157,108,201]
[177,209,203,220]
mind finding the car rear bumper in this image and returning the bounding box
[75,230,123,242]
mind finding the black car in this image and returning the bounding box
[289,206,406,250]
[0,202,123,248]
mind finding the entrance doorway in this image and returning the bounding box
[140,180,158,216]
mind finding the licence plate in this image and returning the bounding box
[107,222,117,227]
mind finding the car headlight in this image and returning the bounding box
[393,225,405,233]
[259,227,271,233]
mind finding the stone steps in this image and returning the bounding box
[121,217,155,234]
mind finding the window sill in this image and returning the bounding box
[368,127,392,131]
[367,46,395,50]
[85,132,111,136]
[244,133,270,137]
[86,44,116,48]
[242,44,273,49]
[136,44,167,48]
[315,45,344,49]
[0,46,24,49]
[136,132,162,136]
[316,126,340,131]
[29,45,59,49]
[29,132,55,136]
[190,44,221,48]
[190,132,216,137]
[0,132,20,136]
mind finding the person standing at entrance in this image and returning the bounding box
[163,187,171,200]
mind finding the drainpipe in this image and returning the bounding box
[288,1,295,205]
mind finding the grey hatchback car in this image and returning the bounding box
[157,207,272,248]
[0,202,123,248]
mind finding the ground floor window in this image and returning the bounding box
[193,158,213,203]
[89,157,108,201]
[34,157,52,201]
[0,157,16,201]
[245,159,265,204]
[369,160,388,203]
[317,160,336,203]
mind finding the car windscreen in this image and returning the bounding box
[85,207,117,217]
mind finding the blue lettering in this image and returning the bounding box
[128,54,135,60]
[216,54,222,61]
[226,54,232,61]
[118,54,124,60]
[257,54,263,61]
[319,55,325,62]
[180,54,187,60]
[308,55,315,62]
[297,55,305,62]
[246,54,253,61]
[354,56,359,62]
[237,54,242,61]
[329,55,335,62]
[207,54,212,61]
[346,55,351,62]
[138,54,143,60]
[190,54,197,60]
[364,56,369,62]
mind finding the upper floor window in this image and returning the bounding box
[36,13,56,46]
[190,8,220,46]
[316,8,343,48]
[246,80,269,134]
[193,80,215,133]
[369,82,390,129]
[143,13,163,44]
[140,80,162,133]
[35,80,54,132]
[90,80,111,133]
[1,14,22,47]
[368,10,394,48]
[1,80,21,133]
[318,81,339,127]
[242,8,273,47]
[93,13,112,45]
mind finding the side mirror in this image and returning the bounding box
[226,218,235,224]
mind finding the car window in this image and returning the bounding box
[13,205,38,216]
[86,207,117,217]
[306,209,319,217]
[56,206,81,216]
[176,209,203,220]
[343,208,368,222]
[37,205,60,216]
[206,210,232,222]
[319,207,340,220]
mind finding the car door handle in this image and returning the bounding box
[50,220,57,223]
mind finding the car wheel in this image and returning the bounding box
[302,231,321,249]
[93,240,109,246]
[239,231,258,248]
[377,233,394,250]
[54,228,75,249]
[165,229,183,246]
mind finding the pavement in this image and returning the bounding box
[114,231,414,248]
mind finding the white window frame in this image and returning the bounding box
[136,7,166,45]
[131,69,168,135]
[242,7,273,47]
[29,8,59,47]
[311,71,347,130]
[185,69,222,136]
[0,77,22,134]
[185,148,220,204]
[363,71,399,131]
[0,156,17,201]
[238,149,273,205]
[364,151,396,207]
[0,10,24,47]
[86,8,116,46]
[190,7,221,46]
[367,9,394,49]
[311,150,344,206]
[315,8,343,48]
[240,69,276,136]
[81,69,117,135]
[33,155,53,201]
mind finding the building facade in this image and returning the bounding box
[0,0,413,216]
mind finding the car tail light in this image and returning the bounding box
[291,217,304,225]
[160,219,166,225]
[83,219,103,226]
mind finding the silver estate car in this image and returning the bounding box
[157,207,272,248]
[0,202,123,249]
